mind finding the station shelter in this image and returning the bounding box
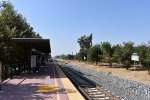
[12,38,51,73]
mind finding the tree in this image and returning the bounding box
[60,54,68,59]
[121,42,134,70]
[101,42,113,67]
[136,43,148,67]
[77,33,92,61]
[140,42,150,74]
[0,1,42,65]
[143,57,150,74]
[0,1,18,64]
[112,44,122,63]
[75,52,83,61]
[87,44,102,65]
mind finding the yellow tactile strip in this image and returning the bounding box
[37,86,58,92]
[55,63,85,100]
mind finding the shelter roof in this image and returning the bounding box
[12,38,51,53]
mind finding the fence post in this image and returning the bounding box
[0,62,2,90]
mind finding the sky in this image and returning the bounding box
[7,0,150,56]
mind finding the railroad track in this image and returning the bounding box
[59,64,120,100]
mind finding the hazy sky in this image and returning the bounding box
[10,0,150,56]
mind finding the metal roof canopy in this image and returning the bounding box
[12,38,51,53]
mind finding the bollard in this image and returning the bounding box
[0,62,2,90]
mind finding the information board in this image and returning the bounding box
[31,55,36,68]
[131,53,139,61]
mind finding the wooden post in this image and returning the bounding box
[29,48,31,73]
[0,62,2,90]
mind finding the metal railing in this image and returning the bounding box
[2,62,29,81]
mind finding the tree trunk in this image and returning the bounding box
[126,66,129,70]
[110,62,112,68]
[96,61,98,66]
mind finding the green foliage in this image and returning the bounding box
[112,44,122,63]
[87,44,102,65]
[57,54,74,60]
[100,42,113,67]
[76,34,150,74]
[0,1,42,65]
[60,54,68,59]
[141,42,150,74]
[121,42,134,69]
[136,44,148,65]
[101,42,112,57]
[75,52,82,61]
[77,33,92,61]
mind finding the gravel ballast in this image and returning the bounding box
[57,60,150,100]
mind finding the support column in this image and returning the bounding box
[29,48,31,73]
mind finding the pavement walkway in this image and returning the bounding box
[0,62,84,100]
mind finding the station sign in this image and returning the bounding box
[131,53,139,61]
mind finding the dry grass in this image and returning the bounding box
[67,60,150,85]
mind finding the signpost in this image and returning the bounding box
[131,53,139,70]
[84,56,86,63]
[131,53,139,84]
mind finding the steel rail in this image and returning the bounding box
[58,63,120,100]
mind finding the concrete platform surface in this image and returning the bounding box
[0,62,84,100]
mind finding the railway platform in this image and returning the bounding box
[0,62,84,100]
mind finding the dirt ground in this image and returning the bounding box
[66,60,150,85]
